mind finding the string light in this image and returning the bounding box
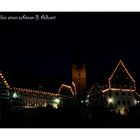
[58,84,75,96]
[102,88,135,93]
[0,71,10,88]
[14,87,60,97]
[72,81,77,94]
[108,60,136,90]
[135,92,140,97]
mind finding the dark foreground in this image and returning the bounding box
[0,107,140,128]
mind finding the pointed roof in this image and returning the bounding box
[0,71,10,89]
[108,60,136,90]
[58,84,75,96]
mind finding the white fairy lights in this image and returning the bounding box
[14,87,59,96]
[58,84,75,96]
[0,71,10,88]
[72,81,77,94]
[102,88,135,93]
[108,60,136,90]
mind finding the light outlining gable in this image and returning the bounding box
[58,84,75,96]
[72,81,77,94]
[0,71,10,88]
[108,60,136,90]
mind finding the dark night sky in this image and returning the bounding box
[0,12,140,91]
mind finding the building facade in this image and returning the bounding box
[0,71,76,110]
[102,60,140,115]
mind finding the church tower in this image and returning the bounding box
[72,64,86,94]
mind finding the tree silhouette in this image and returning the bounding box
[86,82,107,113]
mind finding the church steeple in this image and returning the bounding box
[71,47,86,95]
[72,64,86,94]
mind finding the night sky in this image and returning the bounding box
[0,12,140,92]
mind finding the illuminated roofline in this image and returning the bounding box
[108,60,136,90]
[102,88,135,93]
[14,87,59,96]
[72,81,77,94]
[0,71,10,88]
[58,84,75,96]
[135,92,140,98]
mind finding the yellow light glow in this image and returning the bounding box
[108,98,113,104]
[53,103,58,109]
[54,98,60,104]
